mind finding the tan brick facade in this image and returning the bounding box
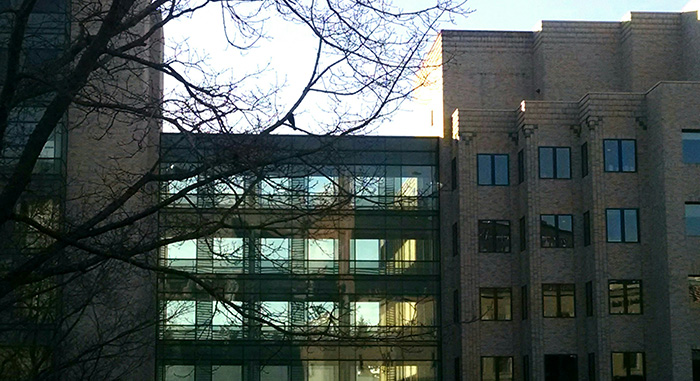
[427,11,700,381]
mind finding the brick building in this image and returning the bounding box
[419,10,700,381]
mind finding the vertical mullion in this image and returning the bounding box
[491,155,496,185]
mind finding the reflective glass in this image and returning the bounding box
[686,204,700,236]
[165,365,195,381]
[212,365,242,381]
[683,131,700,163]
[621,140,636,171]
[556,148,571,178]
[539,148,554,178]
[623,209,638,242]
[478,155,493,185]
[494,155,509,185]
[606,210,622,242]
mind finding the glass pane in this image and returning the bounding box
[166,301,195,326]
[540,215,557,247]
[683,132,700,163]
[260,238,289,261]
[478,155,493,185]
[628,353,644,376]
[621,140,636,171]
[354,239,380,262]
[609,283,625,314]
[604,140,619,172]
[479,221,494,252]
[689,276,700,308]
[560,285,575,317]
[539,148,554,178]
[261,302,288,328]
[558,215,573,248]
[556,148,570,178]
[260,366,288,381]
[212,365,242,381]
[165,365,195,381]
[495,220,511,252]
[308,239,336,261]
[624,209,639,242]
[542,285,557,317]
[627,282,642,314]
[213,301,243,327]
[497,357,514,381]
[480,289,495,320]
[494,155,508,185]
[606,210,622,242]
[167,240,197,259]
[611,353,626,377]
[481,357,496,381]
[497,289,511,320]
[307,362,338,381]
[355,302,381,326]
[212,238,243,261]
[686,204,700,236]
[307,301,335,326]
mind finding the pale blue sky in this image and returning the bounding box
[164,1,697,136]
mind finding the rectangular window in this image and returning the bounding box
[540,214,574,248]
[452,222,460,257]
[683,130,700,163]
[604,139,636,172]
[523,355,530,381]
[686,203,700,236]
[518,149,525,184]
[689,276,700,308]
[454,357,461,381]
[583,211,591,246]
[585,281,594,317]
[478,220,511,253]
[542,284,575,318]
[165,365,195,381]
[539,147,571,179]
[481,356,513,381]
[521,285,528,320]
[477,154,509,186]
[480,288,512,321]
[453,290,460,324]
[611,352,645,381]
[544,355,578,380]
[587,353,596,381]
[519,217,527,252]
[581,142,589,177]
[452,157,458,190]
[606,209,639,243]
[609,280,642,315]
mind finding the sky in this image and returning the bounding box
[164,0,697,136]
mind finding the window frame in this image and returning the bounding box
[542,283,576,318]
[682,129,700,164]
[478,220,511,253]
[452,222,460,257]
[583,211,591,246]
[517,149,525,184]
[538,146,571,179]
[605,208,640,243]
[603,139,637,173]
[477,153,509,186]
[608,280,643,315]
[685,202,700,236]
[480,356,513,381]
[479,287,512,321]
[540,214,574,248]
[610,352,645,381]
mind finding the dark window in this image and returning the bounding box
[453,289,460,324]
[686,203,700,236]
[480,288,512,321]
[521,285,528,320]
[683,130,700,163]
[611,352,645,381]
[539,147,571,179]
[543,284,575,318]
[583,211,591,246]
[518,149,525,184]
[581,142,589,177]
[478,154,509,185]
[519,217,527,252]
[481,357,513,381]
[604,139,636,172]
[452,223,459,257]
[544,354,578,381]
[455,357,462,381]
[478,220,511,253]
[606,209,639,243]
[588,353,596,381]
[693,350,700,381]
[540,215,574,248]
[689,276,700,308]
[523,355,530,381]
[452,158,458,190]
[585,281,594,317]
[609,280,642,315]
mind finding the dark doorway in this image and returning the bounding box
[545,354,578,381]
